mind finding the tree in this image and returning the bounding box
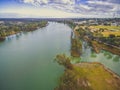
[109,34,115,38]
[55,54,73,70]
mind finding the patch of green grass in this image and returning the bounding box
[104,52,109,56]
[107,54,112,59]
[70,57,81,64]
[113,56,120,62]
[91,53,97,58]
[93,25,120,30]
[104,52,113,59]
[101,50,104,53]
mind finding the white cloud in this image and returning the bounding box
[87,0,120,13]
[87,1,113,6]
[61,0,75,5]
[1,0,119,18]
[23,0,34,3]
[79,4,92,10]
[0,7,86,18]
[21,0,75,5]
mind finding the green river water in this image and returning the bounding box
[0,22,120,90]
[0,22,71,90]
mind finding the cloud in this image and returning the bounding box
[16,0,120,17]
[107,0,120,4]
[21,0,75,5]
[87,0,120,14]
[0,7,89,18]
[79,4,92,10]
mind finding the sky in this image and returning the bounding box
[0,0,120,18]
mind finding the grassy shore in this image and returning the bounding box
[91,40,120,56]
[55,55,120,90]
[0,21,48,41]
[55,23,120,90]
[92,25,120,31]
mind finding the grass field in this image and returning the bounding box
[101,31,120,37]
[90,25,120,37]
[93,25,120,31]
[56,62,120,90]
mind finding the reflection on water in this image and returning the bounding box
[113,56,120,62]
[81,40,120,75]
[71,31,120,75]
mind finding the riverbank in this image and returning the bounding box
[55,23,120,90]
[0,22,72,90]
[73,25,120,56]
[84,36,120,56]
[0,20,48,41]
[55,55,120,90]
[91,40,120,55]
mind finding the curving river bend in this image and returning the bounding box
[0,22,120,90]
[0,22,71,90]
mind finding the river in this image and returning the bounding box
[0,22,120,90]
[0,22,71,90]
[81,40,120,75]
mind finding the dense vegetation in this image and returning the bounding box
[67,21,76,29]
[98,36,120,47]
[0,21,48,40]
[55,54,73,70]
[74,25,120,49]
[71,38,82,57]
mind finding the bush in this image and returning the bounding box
[55,54,73,70]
